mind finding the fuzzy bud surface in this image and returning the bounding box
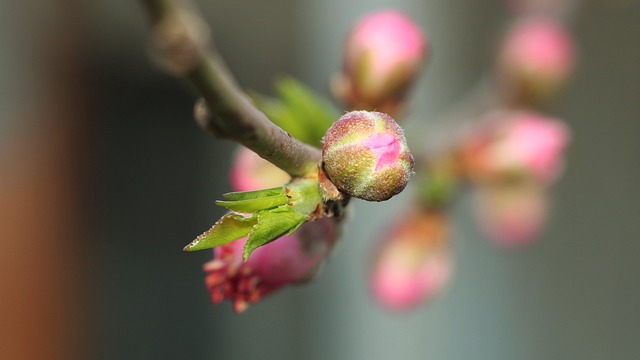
[322,111,414,201]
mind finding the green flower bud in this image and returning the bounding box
[322,111,414,202]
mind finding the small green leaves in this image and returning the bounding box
[243,209,306,260]
[184,213,257,252]
[185,179,324,261]
[221,187,286,201]
[216,187,289,213]
[251,76,339,148]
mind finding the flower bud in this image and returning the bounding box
[475,180,548,247]
[322,111,414,202]
[460,111,570,184]
[204,218,338,313]
[498,17,575,104]
[333,10,427,117]
[370,210,452,310]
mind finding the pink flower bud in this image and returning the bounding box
[461,111,570,184]
[498,17,575,104]
[322,111,414,202]
[475,181,548,247]
[204,218,338,313]
[334,10,427,116]
[230,147,290,192]
[489,112,570,183]
[370,210,453,310]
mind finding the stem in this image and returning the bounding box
[140,0,321,177]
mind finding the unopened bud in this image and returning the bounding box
[334,10,427,116]
[322,111,414,202]
[461,111,570,184]
[498,17,575,104]
[370,210,452,310]
[475,180,548,247]
[204,217,338,313]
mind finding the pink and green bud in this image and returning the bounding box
[333,10,427,116]
[204,218,338,313]
[498,17,575,104]
[474,181,548,247]
[370,210,453,310]
[322,111,414,202]
[461,111,570,184]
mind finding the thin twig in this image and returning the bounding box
[140,0,321,177]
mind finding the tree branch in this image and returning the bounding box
[140,0,321,177]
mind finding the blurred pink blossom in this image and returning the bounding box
[460,111,569,246]
[333,10,427,116]
[498,17,575,103]
[487,112,570,183]
[204,217,338,313]
[370,210,452,310]
[461,111,570,184]
[229,147,290,192]
[474,181,548,247]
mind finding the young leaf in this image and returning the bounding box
[251,94,310,145]
[242,208,307,260]
[184,213,257,252]
[216,194,290,213]
[221,187,286,201]
[286,178,324,215]
[274,76,337,144]
[251,76,339,147]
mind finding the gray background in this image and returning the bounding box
[4,0,638,359]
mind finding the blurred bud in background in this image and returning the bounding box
[370,209,452,310]
[204,217,338,313]
[230,146,291,192]
[474,179,549,247]
[460,111,570,184]
[332,10,427,117]
[460,111,570,246]
[497,17,575,105]
[204,147,338,313]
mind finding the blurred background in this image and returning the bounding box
[1,0,639,359]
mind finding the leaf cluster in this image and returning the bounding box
[184,179,322,260]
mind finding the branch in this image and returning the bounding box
[140,0,321,177]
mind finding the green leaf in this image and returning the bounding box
[242,207,307,260]
[285,178,323,215]
[251,76,339,147]
[216,194,290,213]
[185,179,324,258]
[275,76,337,144]
[252,93,310,144]
[183,213,257,252]
[221,187,286,201]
